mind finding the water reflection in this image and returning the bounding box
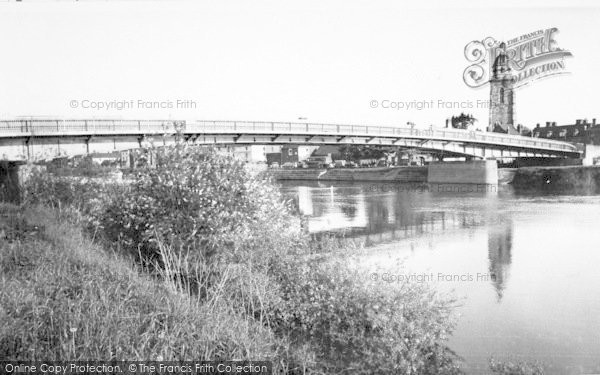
[280,180,600,374]
[487,219,513,301]
[285,181,497,246]
[285,181,512,295]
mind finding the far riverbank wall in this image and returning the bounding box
[511,165,600,194]
[269,165,600,193]
[269,166,511,184]
[269,167,428,183]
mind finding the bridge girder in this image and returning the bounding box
[0,119,582,162]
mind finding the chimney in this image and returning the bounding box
[593,118,597,125]
[553,122,557,127]
[536,123,540,128]
[576,119,581,125]
[546,122,551,127]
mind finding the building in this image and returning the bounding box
[263,145,319,165]
[488,42,518,134]
[215,145,281,163]
[266,152,281,165]
[532,118,600,145]
[89,152,121,166]
[312,145,342,160]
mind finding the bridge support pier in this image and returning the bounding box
[0,162,20,203]
[427,160,498,185]
[0,162,45,203]
[0,162,26,203]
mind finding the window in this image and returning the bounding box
[500,88,505,104]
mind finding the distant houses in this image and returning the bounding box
[266,145,320,166]
[532,118,600,145]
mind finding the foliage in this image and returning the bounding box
[338,145,392,162]
[22,170,121,232]
[490,357,544,375]
[450,113,477,130]
[17,145,462,374]
[272,256,462,374]
[0,205,278,361]
[46,156,119,177]
[99,146,302,266]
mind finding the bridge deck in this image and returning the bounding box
[0,119,581,161]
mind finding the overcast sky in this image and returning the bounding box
[0,0,598,128]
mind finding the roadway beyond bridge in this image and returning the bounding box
[0,119,582,162]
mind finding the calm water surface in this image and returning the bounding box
[279,180,600,375]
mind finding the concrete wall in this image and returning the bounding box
[498,168,517,184]
[582,144,600,166]
[511,165,600,194]
[0,162,20,203]
[270,166,428,182]
[427,160,498,184]
[510,157,582,168]
[0,163,45,203]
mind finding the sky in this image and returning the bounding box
[0,0,599,129]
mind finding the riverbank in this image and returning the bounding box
[0,203,279,362]
[269,166,428,182]
[269,165,600,192]
[270,166,510,184]
[2,147,462,374]
[511,165,600,194]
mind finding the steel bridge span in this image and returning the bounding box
[0,119,581,162]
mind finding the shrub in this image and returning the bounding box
[100,147,300,264]
[22,169,122,233]
[0,205,279,362]
[490,357,544,375]
[272,255,461,374]
[19,145,463,374]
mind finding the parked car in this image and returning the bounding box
[282,162,298,169]
[359,159,377,167]
[269,162,280,168]
[334,160,347,168]
[305,156,332,168]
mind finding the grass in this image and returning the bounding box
[0,204,280,362]
[3,146,465,374]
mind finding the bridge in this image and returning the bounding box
[0,119,581,162]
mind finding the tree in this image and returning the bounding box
[451,113,477,130]
[339,145,387,162]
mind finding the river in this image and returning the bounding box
[279,180,600,375]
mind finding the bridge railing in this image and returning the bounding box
[0,119,173,135]
[187,120,578,153]
[0,119,579,153]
